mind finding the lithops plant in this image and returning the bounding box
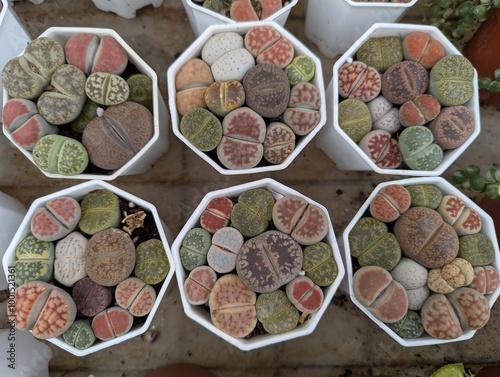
[390,257,429,311]
[244,25,294,68]
[428,55,475,106]
[200,196,233,234]
[405,183,443,209]
[338,98,372,143]
[175,58,214,116]
[85,228,136,287]
[429,105,475,150]
[286,275,324,314]
[207,227,244,273]
[398,126,443,171]
[358,130,402,170]
[231,188,274,238]
[458,233,495,266]
[420,294,463,339]
[394,206,459,269]
[282,82,321,136]
[127,74,154,113]
[427,257,474,294]
[256,289,299,335]
[37,64,87,125]
[348,217,401,271]
[1,36,65,100]
[180,107,222,152]
[63,319,96,350]
[402,32,445,69]
[211,47,255,82]
[447,287,490,330]
[437,194,482,236]
[180,227,212,271]
[72,276,113,317]
[284,55,315,86]
[352,265,408,323]
[385,310,425,339]
[70,97,100,133]
[272,195,329,245]
[356,36,403,72]
[2,98,58,150]
[13,235,54,285]
[115,277,156,317]
[338,61,381,102]
[85,71,129,106]
[78,189,122,236]
[263,122,295,164]
[302,242,338,287]
[134,239,170,285]
[381,61,429,105]
[367,96,400,133]
[217,107,266,170]
[31,196,81,242]
[236,230,302,293]
[399,94,441,128]
[469,266,500,295]
[82,101,154,170]
[204,80,245,117]
[369,184,411,223]
[183,265,217,305]
[32,134,89,175]
[92,306,134,340]
[209,274,257,338]
[202,32,244,66]
[54,231,88,287]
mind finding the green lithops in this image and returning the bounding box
[180,228,211,271]
[32,135,89,175]
[70,97,99,133]
[428,55,475,106]
[348,217,401,271]
[356,36,404,72]
[398,126,443,171]
[127,74,154,113]
[302,242,338,287]
[134,239,170,285]
[385,310,424,339]
[458,233,495,266]
[256,289,299,335]
[85,72,130,106]
[78,189,122,236]
[284,55,316,86]
[13,235,55,285]
[180,108,222,152]
[231,188,275,238]
[338,99,372,143]
[406,184,443,209]
[63,319,96,350]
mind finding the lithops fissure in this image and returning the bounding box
[284,55,315,86]
[207,227,244,273]
[115,277,156,317]
[338,61,381,102]
[282,82,321,136]
[72,276,113,317]
[256,289,299,335]
[175,58,214,116]
[244,25,293,68]
[180,107,222,152]
[85,72,130,106]
[263,122,296,164]
[54,231,88,287]
[236,230,303,293]
[381,61,429,105]
[356,36,403,73]
[63,319,96,350]
[369,184,411,223]
[184,265,218,305]
[32,135,89,175]
[402,32,445,69]
[398,125,443,171]
[200,196,233,234]
[231,188,275,238]
[302,242,338,287]
[13,235,55,285]
[134,239,170,285]
[180,228,212,271]
[78,189,122,236]
[358,130,402,170]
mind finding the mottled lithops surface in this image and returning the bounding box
[263,122,295,164]
[367,96,400,133]
[115,277,156,317]
[85,228,136,286]
[302,242,338,286]
[369,184,411,223]
[338,98,372,143]
[385,310,424,339]
[92,306,133,340]
[175,58,214,116]
[256,289,299,334]
[421,293,463,339]
[470,266,500,294]
[85,71,130,106]
[358,130,402,170]
[458,233,495,266]
[205,80,245,117]
[180,228,212,271]
[429,105,475,150]
[236,230,302,293]
[54,231,88,287]
[63,319,96,350]
[405,184,442,209]
[14,235,54,285]
[127,74,154,113]
[284,55,315,86]
[447,287,490,330]
[427,258,474,294]
[134,239,170,285]
[282,82,321,136]
[184,265,217,305]
[286,275,324,314]
[200,196,233,234]
[207,227,244,273]
[231,188,274,238]
[180,107,222,152]
[381,61,429,105]
[78,189,122,236]
[399,94,441,127]
[402,32,445,69]
[338,61,381,102]
[398,126,443,171]
[356,36,403,72]
[203,32,244,66]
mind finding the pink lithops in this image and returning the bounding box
[282,82,321,136]
[421,294,463,339]
[65,33,128,75]
[338,61,381,102]
[358,130,402,170]
[115,277,156,317]
[184,265,218,305]
[230,0,259,21]
[447,287,490,330]
[217,107,266,169]
[399,94,441,127]
[286,275,324,314]
[263,122,296,164]
[207,227,244,273]
[244,25,281,58]
[200,197,233,234]
[260,0,282,19]
[469,266,500,295]
[256,37,294,68]
[92,307,134,341]
[209,274,257,338]
[31,197,81,242]
[437,195,482,235]
[369,184,411,222]
[272,195,329,245]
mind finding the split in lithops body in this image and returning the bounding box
[32,135,89,175]
[31,196,81,242]
[13,235,55,286]
[200,0,286,21]
[78,189,122,236]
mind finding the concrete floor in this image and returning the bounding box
[1,1,500,376]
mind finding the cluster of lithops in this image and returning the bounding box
[10,188,171,351]
[178,186,340,340]
[174,25,322,170]
[348,181,498,341]
[1,32,155,176]
[191,0,289,21]
[337,31,476,171]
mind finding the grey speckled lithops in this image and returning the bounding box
[32,134,88,175]
[37,64,87,125]
[429,55,475,106]
[256,289,299,335]
[63,319,96,350]
[302,242,338,287]
[230,188,275,238]
[85,71,129,106]
[1,37,65,99]
[398,126,443,171]
[338,98,372,143]
[180,228,212,271]
[78,189,122,236]
[180,107,222,152]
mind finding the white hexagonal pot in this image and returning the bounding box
[340,176,500,347]
[171,178,345,351]
[1,180,176,356]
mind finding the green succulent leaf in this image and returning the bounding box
[451,170,467,184]
[469,174,486,192]
[431,363,474,377]
[465,165,480,178]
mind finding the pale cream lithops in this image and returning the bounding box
[391,257,429,311]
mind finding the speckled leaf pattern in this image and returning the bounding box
[256,290,299,335]
[385,310,424,339]
[180,228,211,271]
[134,239,170,285]
[302,242,338,287]
[231,188,274,237]
[78,189,122,236]
[63,319,96,350]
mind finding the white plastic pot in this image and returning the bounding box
[0,0,31,119]
[340,177,500,347]
[316,23,481,176]
[167,21,326,175]
[182,0,298,36]
[2,180,176,356]
[171,178,345,351]
[304,0,417,58]
[2,27,169,180]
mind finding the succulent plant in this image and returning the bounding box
[72,276,113,317]
[390,257,429,311]
[382,61,429,105]
[398,125,444,171]
[385,310,425,339]
[302,242,338,287]
[256,289,299,335]
[429,105,475,150]
[180,227,212,271]
[85,228,136,286]
[356,36,404,72]
[358,130,402,170]
[13,235,54,285]
[469,265,500,294]
[255,38,294,69]
[399,94,441,127]
[78,189,122,236]
[85,71,130,106]
[209,274,257,338]
[54,231,88,287]
[369,184,411,223]
[175,58,214,116]
[338,61,381,102]
[430,363,475,377]
[134,239,170,285]
[92,306,134,340]
[458,233,495,266]
[282,82,321,136]
[285,275,324,314]
[200,196,233,234]
[115,277,156,317]
[437,194,482,235]
[263,122,295,164]
[405,183,443,209]
[32,134,89,175]
[206,227,244,273]
[451,165,500,200]
[183,265,218,305]
[427,257,474,294]
[202,32,244,65]
[211,47,256,82]
[402,32,445,69]
[231,188,274,238]
[338,98,372,143]
[284,55,315,86]
[202,0,285,21]
[180,107,222,152]
[367,96,400,133]
[236,230,303,293]
[205,80,245,117]
[70,97,99,133]
[63,319,96,350]
[127,74,154,113]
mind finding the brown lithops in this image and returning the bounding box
[381,61,429,105]
[282,82,321,136]
[204,80,245,117]
[175,58,214,116]
[209,274,257,338]
[263,122,296,164]
[338,61,381,102]
[72,276,113,317]
[236,230,303,293]
[85,228,136,286]
[358,130,402,170]
[428,105,475,150]
[369,184,411,222]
